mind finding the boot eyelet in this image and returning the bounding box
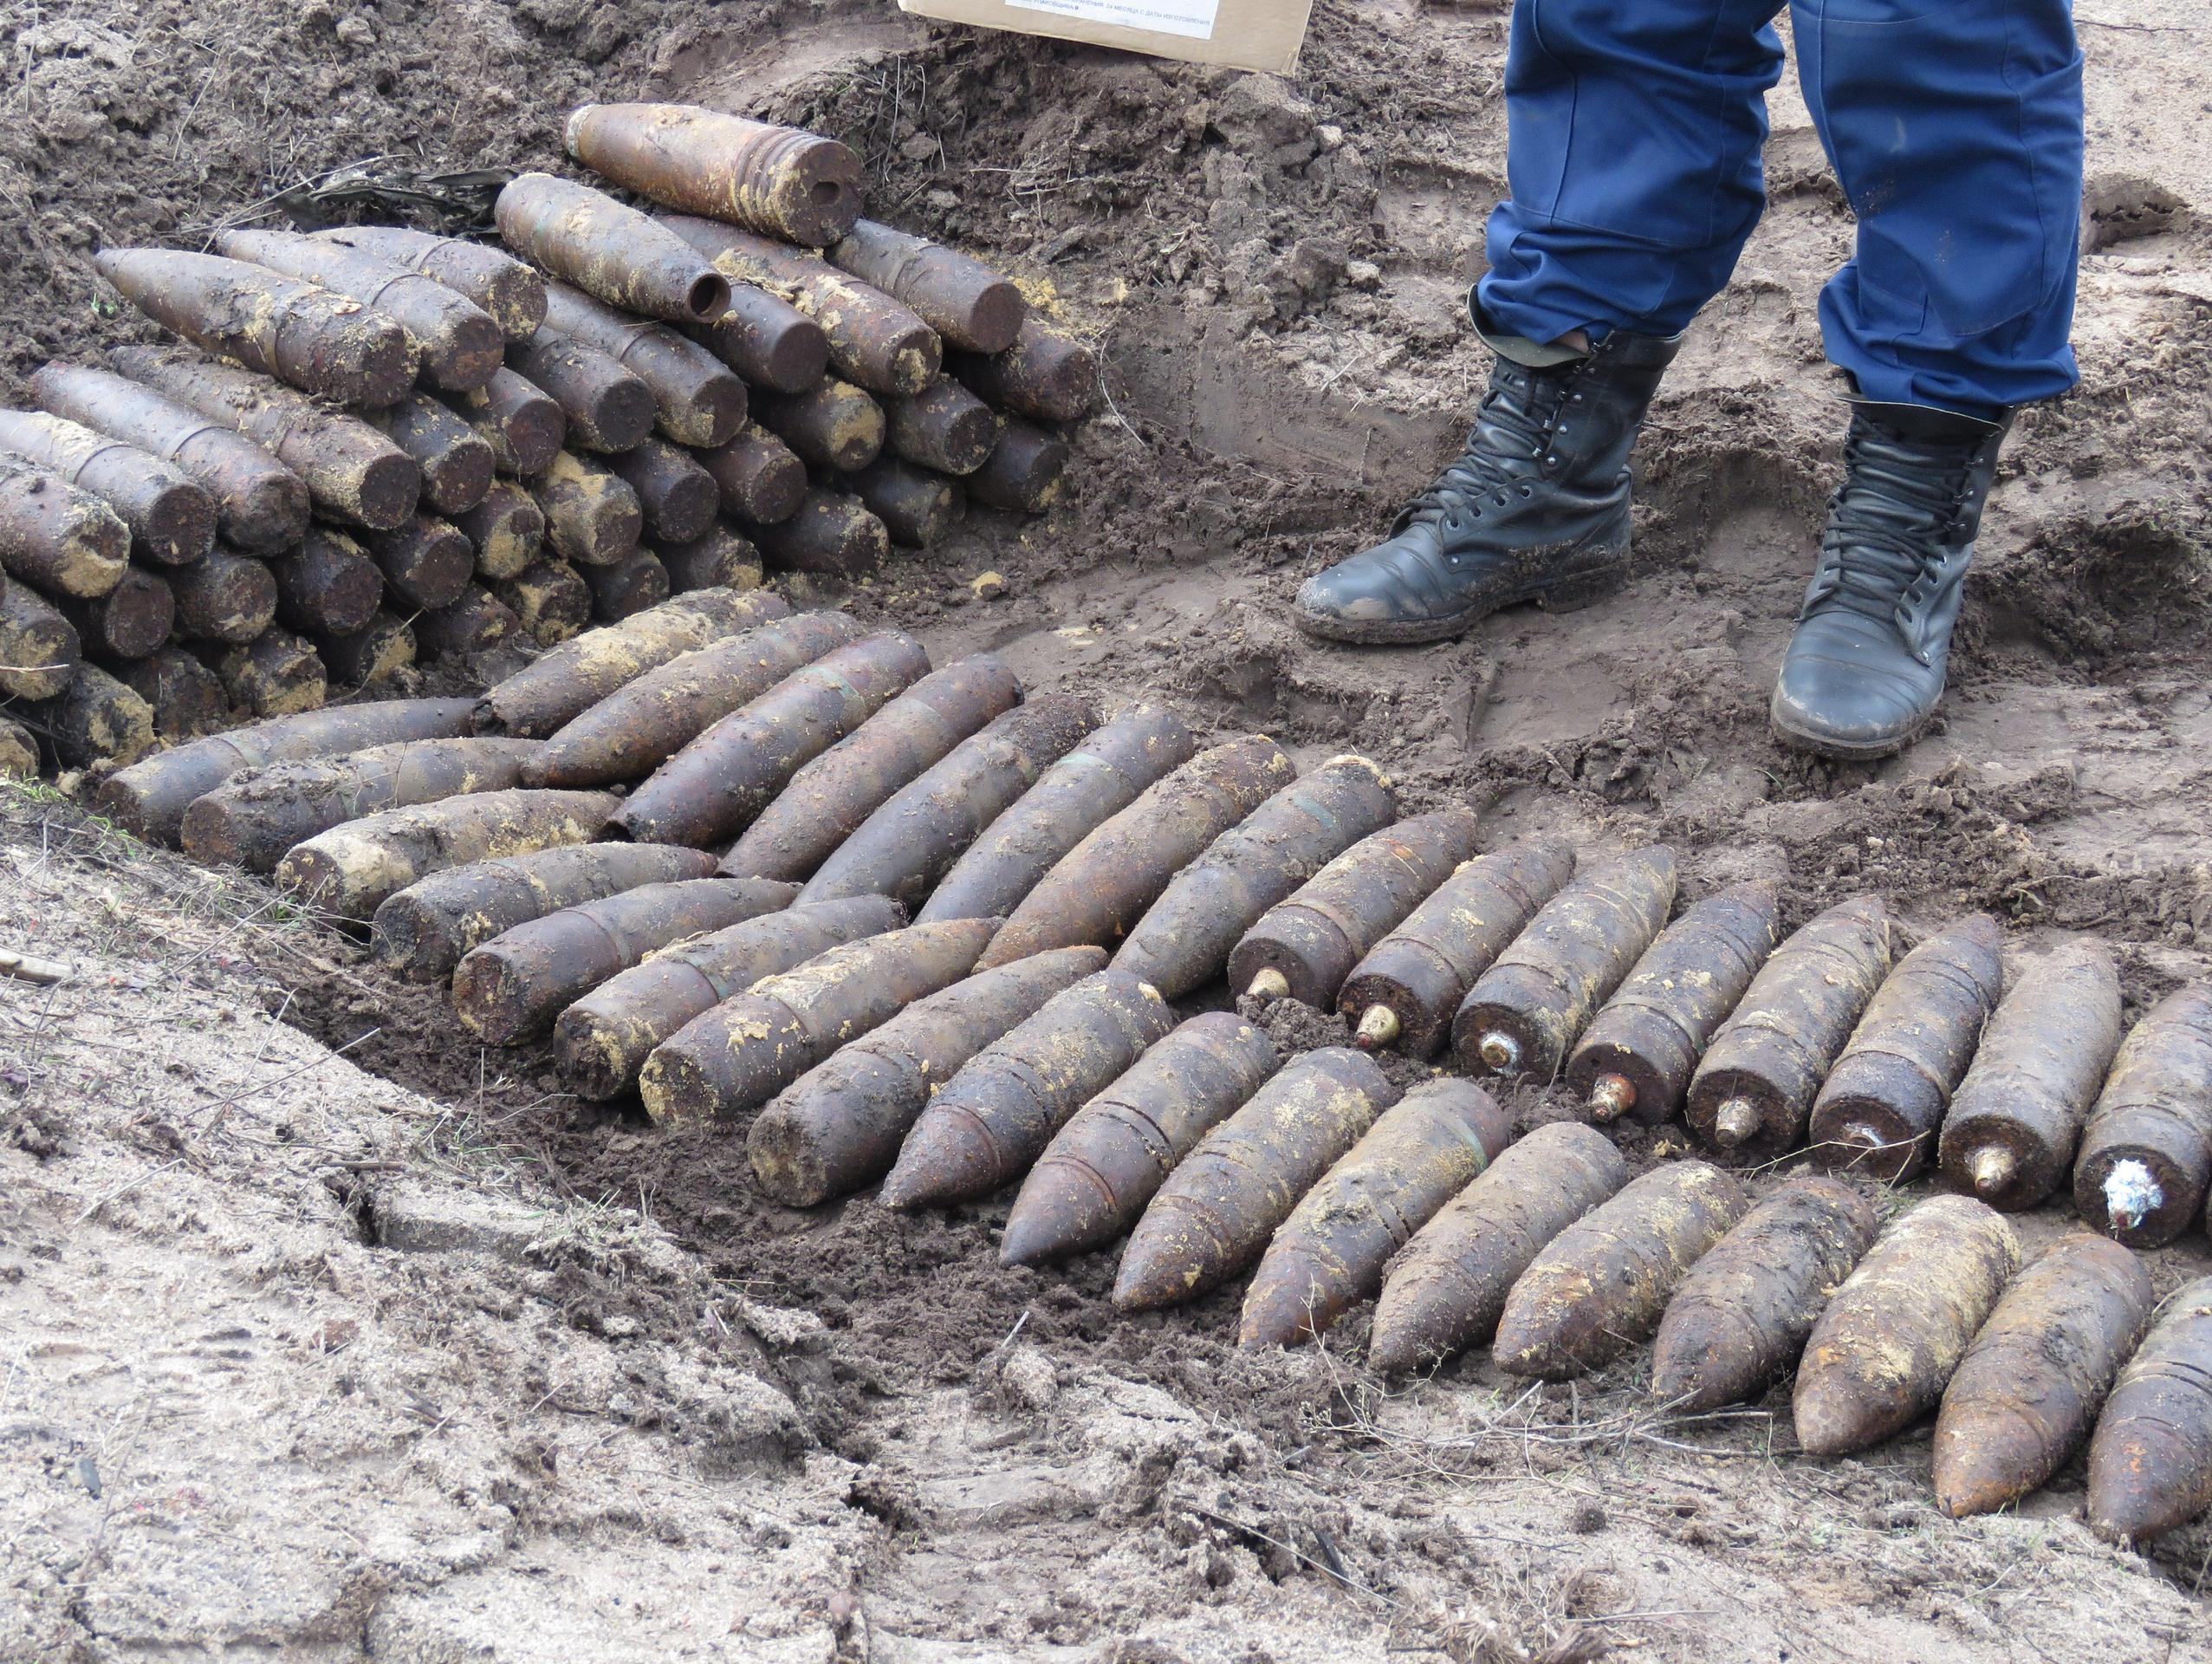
[1569,393,1585,404]
[1544,455,1560,468]
[1518,484,1534,497]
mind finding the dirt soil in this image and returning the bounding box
[7,0,2212,1658]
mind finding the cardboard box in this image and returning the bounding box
[898,0,1311,75]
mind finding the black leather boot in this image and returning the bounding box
[1770,400,2014,760]
[1294,318,1683,645]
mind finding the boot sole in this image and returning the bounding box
[1767,691,1933,762]
[1292,560,1629,647]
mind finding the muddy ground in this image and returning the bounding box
[5,0,2212,1657]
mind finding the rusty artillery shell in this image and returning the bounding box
[94,695,477,844]
[829,220,1023,354]
[491,562,591,646]
[0,409,214,568]
[664,217,939,399]
[2073,982,2212,1248]
[689,291,832,396]
[1114,1047,1399,1311]
[476,587,788,738]
[1242,1079,1512,1349]
[607,438,718,543]
[315,226,547,344]
[555,894,905,1101]
[54,569,173,660]
[582,550,670,622]
[496,172,730,328]
[795,694,1099,908]
[844,455,962,549]
[1648,1174,1881,1412]
[886,378,999,477]
[566,103,863,247]
[977,734,1293,970]
[747,488,888,582]
[657,525,764,594]
[638,919,997,1126]
[1340,840,1575,1059]
[0,582,78,699]
[722,655,1022,881]
[181,735,541,872]
[1685,894,1893,1164]
[1231,807,1483,1010]
[205,628,326,718]
[1937,942,2123,1211]
[0,714,35,776]
[320,610,415,688]
[1452,845,1678,1084]
[168,547,278,644]
[880,970,1176,1209]
[370,841,721,981]
[361,516,473,610]
[507,328,656,456]
[31,363,309,555]
[268,529,381,636]
[213,229,504,393]
[13,663,154,768]
[110,348,420,532]
[448,368,565,478]
[528,451,644,568]
[118,647,226,738]
[2089,1277,2212,1542]
[1002,1013,1280,1267]
[416,586,524,657]
[453,876,800,1045]
[948,319,1096,426]
[751,379,885,474]
[1809,914,2005,1182]
[94,248,416,407]
[918,702,1197,926]
[1118,756,1399,1000]
[457,480,546,581]
[610,629,932,848]
[751,946,1110,1206]
[371,395,494,517]
[966,419,1071,514]
[698,424,807,525]
[0,452,129,598]
[541,282,746,449]
[1564,881,1782,1126]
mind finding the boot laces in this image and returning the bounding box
[1400,361,1575,529]
[1808,424,1983,626]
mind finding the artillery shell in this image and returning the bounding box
[361,516,474,611]
[1809,913,2004,1182]
[664,217,939,398]
[507,328,656,456]
[372,394,494,517]
[829,219,1023,354]
[496,173,730,326]
[751,380,885,474]
[611,629,931,847]
[885,378,999,476]
[528,610,863,788]
[181,735,541,872]
[748,488,888,581]
[689,290,832,395]
[698,424,807,525]
[528,451,644,569]
[2088,1277,2212,1542]
[209,627,321,719]
[277,787,620,920]
[13,663,154,768]
[607,438,718,543]
[268,529,382,636]
[881,970,1176,1208]
[94,248,416,407]
[2073,982,2212,1248]
[639,918,998,1125]
[1794,1195,2020,1457]
[1242,1079,1513,1349]
[0,715,35,776]
[1685,894,1892,1163]
[476,586,789,738]
[319,611,415,688]
[966,420,1071,514]
[54,569,173,660]
[371,841,719,982]
[456,480,546,581]
[948,319,1096,425]
[0,452,128,597]
[454,875,799,1045]
[1934,1234,2153,1518]
[555,895,906,1101]
[490,562,592,646]
[448,368,566,478]
[118,647,226,739]
[1648,1174,1881,1412]
[564,104,863,247]
[657,525,764,594]
[31,363,309,554]
[111,348,419,532]
[541,281,746,448]
[213,228,503,393]
[1564,881,1783,1125]
[0,409,214,567]
[582,549,670,622]
[722,655,1023,881]
[168,547,278,644]
[844,455,962,548]
[416,585,524,657]
[315,225,548,344]
[796,694,1099,907]
[752,946,1112,1206]
[1118,755,1399,1000]
[1114,1047,1398,1311]
[94,695,477,845]
[1938,941,2124,1211]
[0,582,78,700]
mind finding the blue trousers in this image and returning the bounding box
[1476,0,2084,419]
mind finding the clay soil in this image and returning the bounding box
[7,0,2212,1658]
